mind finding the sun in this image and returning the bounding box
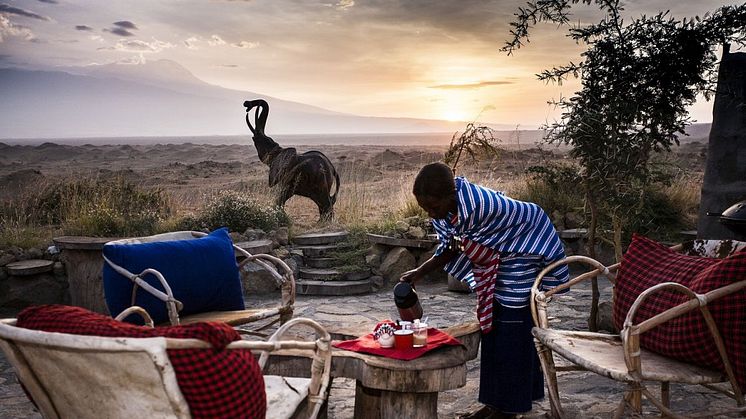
[441,108,470,122]
[436,91,474,122]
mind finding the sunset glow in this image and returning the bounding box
[0,0,740,137]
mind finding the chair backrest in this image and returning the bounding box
[102,229,294,325]
[0,315,332,419]
[0,319,190,419]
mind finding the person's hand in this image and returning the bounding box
[399,269,420,284]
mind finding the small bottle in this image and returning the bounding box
[393,282,423,321]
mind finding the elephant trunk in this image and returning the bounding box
[244,99,280,164]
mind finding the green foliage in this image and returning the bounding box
[444,123,501,173]
[504,0,746,251]
[517,164,585,217]
[195,190,290,233]
[326,227,370,274]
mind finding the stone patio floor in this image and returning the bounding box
[0,276,740,418]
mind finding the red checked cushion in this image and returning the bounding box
[613,234,746,387]
[17,305,266,419]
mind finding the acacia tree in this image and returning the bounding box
[504,0,746,330]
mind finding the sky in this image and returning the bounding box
[0,0,742,128]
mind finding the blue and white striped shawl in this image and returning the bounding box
[432,177,569,296]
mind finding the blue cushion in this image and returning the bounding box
[103,228,245,324]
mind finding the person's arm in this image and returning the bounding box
[399,248,458,284]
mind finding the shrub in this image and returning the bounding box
[3,177,175,238]
[196,190,290,233]
[515,164,585,218]
[398,198,428,219]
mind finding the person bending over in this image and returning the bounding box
[400,162,569,419]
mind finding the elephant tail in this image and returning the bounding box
[330,165,340,206]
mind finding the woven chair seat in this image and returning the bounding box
[534,328,725,384]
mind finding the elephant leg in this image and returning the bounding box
[316,196,334,222]
[275,185,294,208]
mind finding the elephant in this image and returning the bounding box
[243,99,340,221]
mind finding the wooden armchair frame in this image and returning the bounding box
[0,316,331,419]
[531,254,746,418]
[103,231,295,335]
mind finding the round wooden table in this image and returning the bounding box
[266,321,481,419]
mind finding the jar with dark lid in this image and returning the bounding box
[393,282,423,321]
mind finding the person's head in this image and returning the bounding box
[413,162,457,219]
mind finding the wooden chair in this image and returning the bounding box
[103,231,295,335]
[0,312,332,419]
[531,239,746,418]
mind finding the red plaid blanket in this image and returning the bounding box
[613,235,746,387]
[17,305,266,419]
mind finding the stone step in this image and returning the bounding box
[6,259,54,276]
[304,257,336,269]
[299,267,371,281]
[299,267,340,280]
[292,231,349,246]
[296,244,349,258]
[367,233,436,249]
[234,239,274,256]
[296,279,372,296]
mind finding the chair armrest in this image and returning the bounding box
[238,253,296,309]
[228,318,332,419]
[620,279,746,390]
[103,256,184,325]
[114,306,155,327]
[531,255,611,328]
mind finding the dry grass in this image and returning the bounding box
[659,172,702,229]
[0,142,705,247]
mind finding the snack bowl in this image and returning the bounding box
[378,333,395,348]
[373,322,397,348]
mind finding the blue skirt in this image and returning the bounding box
[479,304,544,414]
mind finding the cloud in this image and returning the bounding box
[113,21,138,30]
[105,27,134,37]
[337,0,354,10]
[37,0,58,3]
[103,21,138,37]
[184,36,199,49]
[216,64,240,68]
[233,40,258,49]
[75,25,93,31]
[208,34,226,46]
[0,14,35,42]
[429,81,515,89]
[0,4,50,21]
[99,38,175,53]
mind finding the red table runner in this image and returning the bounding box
[333,327,463,360]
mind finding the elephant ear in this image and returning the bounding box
[268,148,299,187]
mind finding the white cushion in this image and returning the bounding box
[264,375,312,419]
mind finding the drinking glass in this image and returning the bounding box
[413,323,428,348]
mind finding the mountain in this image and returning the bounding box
[0,60,516,139]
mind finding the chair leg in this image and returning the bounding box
[630,383,643,415]
[661,382,670,417]
[534,340,564,418]
[612,392,628,419]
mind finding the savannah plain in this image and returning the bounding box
[0,130,708,241]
